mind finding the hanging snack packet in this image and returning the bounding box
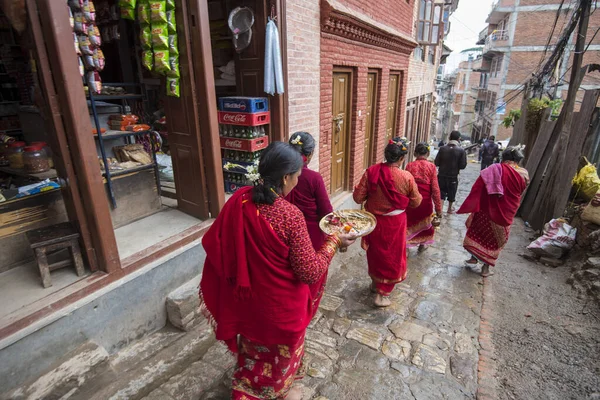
[167,54,179,78]
[149,1,167,24]
[118,0,136,10]
[166,0,174,11]
[74,12,87,33]
[151,23,169,49]
[88,25,102,47]
[168,33,178,55]
[78,57,85,77]
[69,8,75,28]
[94,48,106,71]
[138,2,151,25]
[166,10,176,33]
[140,25,152,49]
[167,77,180,97]
[83,1,96,22]
[73,33,80,55]
[141,50,153,70]
[83,54,95,70]
[69,0,84,10]
[153,49,170,75]
[78,34,93,55]
[87,71,102,94]
[120,7,135,20]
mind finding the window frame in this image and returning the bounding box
[417,0,443,45]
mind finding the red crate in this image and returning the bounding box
[218,111,270,126]
[220,136,269,152]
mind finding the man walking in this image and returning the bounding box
[435,131,467,214]
[480,135,499,170]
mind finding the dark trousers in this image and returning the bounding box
[438,176,458,203]
[481,157,494,170]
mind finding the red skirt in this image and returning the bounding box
[463,211,510,267]
[406,182,435,247]
[362,213,408,295]
[232,335,306,399]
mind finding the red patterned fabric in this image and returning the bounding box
[458,162,528,266]
[366,163,412,212]
[354,165,421,296]
[406,159,442,246]
[285,165,333,312]
[232,335,306,400]
[200,187,335,354]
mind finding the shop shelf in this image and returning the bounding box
[94,130,151,140]
[87,94,143,101]
[0,166,57,181]
[102,163,155,178]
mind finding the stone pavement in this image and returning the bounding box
[147,161,486,400]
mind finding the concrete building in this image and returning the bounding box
[476,0,600,140]
[452,52,484,140]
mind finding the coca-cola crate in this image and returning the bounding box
[220,136,269,152]
[222,159,255,174]
[218,97,268,113]
[218,111,270,126]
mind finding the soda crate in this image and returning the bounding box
[220,136,269,152]
[218,97,268,113]
[218,111,270,126]
[224,180,250,194]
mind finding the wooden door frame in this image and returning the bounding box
[365,69,379,168]
[35,0,120,273]
[331,67,354,193]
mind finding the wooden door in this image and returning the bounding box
[331,71,352,195]
[364,72,377,168]
[232,0,287,142]
[163,0,211,219]
[386,74,400,140]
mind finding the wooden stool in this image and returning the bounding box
[25,222,85,288]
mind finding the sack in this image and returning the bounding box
[581,203,600,226]
[527,218,577,258]
[572,161,600,201]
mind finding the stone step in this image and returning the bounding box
[73,326,215,400]
[1,341,110,400]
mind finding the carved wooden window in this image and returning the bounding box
[418,0,443,45]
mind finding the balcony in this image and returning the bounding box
[483,30,509,54]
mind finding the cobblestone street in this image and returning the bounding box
[138,162,487,400]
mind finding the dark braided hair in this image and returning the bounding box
[501,146,524,163]
[288,131,316,158]
[384,137,409,163]
[252,142,303,205]
[414,142,431,157]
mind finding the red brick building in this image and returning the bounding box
[476,0,600,140]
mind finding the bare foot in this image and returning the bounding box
[481,264,494,277]
[465,256,478,265]
[447,207,456,214]
[284,386,303,400]
[418,244,428,253]
[374,293,392,307]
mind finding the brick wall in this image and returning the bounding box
[518,0,563,5]
[319,36,411,192]
[512,10,570,47]
[341,0,414,36]
[286,0,321,169]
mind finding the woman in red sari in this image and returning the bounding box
[353,138,422,307]
[199,142,355,400]
[405,143,443,251]
[459,146,529,277]
[286,132,333,311]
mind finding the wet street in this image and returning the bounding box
[163,161,487,400]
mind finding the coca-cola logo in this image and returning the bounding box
[224,139,243,149]
[224,102,247,111]
[221,113,248,123]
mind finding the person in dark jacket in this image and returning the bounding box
[434,131,467,213]
[480,135,499,170]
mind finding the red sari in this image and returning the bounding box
[353,164,422,295]
[405,159,443,247]
[286,165,333,312]
[200,187,336,399]
[458,162,529,266]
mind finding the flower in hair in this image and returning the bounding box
[290,135,303,145]
[389,139,395,145]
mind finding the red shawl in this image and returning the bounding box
[458,163,527,226]
[200,187,312,353]
[367,163,411,212]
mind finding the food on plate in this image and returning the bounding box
[320,210,376,237]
